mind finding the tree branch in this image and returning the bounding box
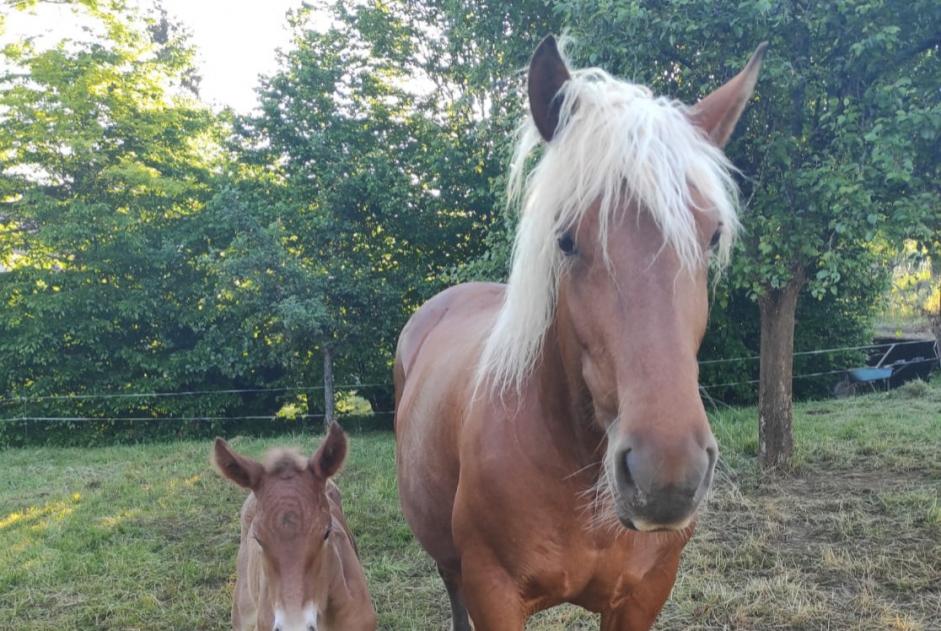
[896,31,941,65]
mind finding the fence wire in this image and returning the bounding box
[1,340,937,424]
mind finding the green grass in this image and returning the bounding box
[1,381,939,630]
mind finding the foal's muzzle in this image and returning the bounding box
[611,436,717,531]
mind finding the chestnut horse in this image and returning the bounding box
[214,423,377,631]
[395,36,765,630]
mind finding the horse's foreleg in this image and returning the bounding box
[437,564,473,631]
[600,606,661,631]
[600,567,678,631]
[460,555,526,631]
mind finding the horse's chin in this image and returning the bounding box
[617,512,695,533]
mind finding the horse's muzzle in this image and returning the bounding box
[612,437,717,531]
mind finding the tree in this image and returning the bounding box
[231,2,517,413]
[0,1,238,422]
[193,186,333,425]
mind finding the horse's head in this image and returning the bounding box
[484,37,765,532]
[213,423,348,631]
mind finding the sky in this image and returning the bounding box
[160,0,305,112]
[2,0,312,113]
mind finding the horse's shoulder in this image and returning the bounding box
[397,282,504,375]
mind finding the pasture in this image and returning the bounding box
[1,381,939,630]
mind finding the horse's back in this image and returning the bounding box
[396,281,503,376]
[394,281,504,569]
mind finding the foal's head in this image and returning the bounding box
[482,37,765,532]
[214,423,348,631]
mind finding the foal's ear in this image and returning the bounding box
[529,35,571,142]
[689,42,768,148]
[213,438,264,490]
[310,422,347,479]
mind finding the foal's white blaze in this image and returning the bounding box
[273,602,318,631]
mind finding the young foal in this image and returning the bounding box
[214,423,376,631]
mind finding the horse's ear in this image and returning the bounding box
[529,35,571,142]
[213,438,263,490]
[310,422,347,479]
[689,42,768,148]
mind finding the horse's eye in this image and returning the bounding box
[558,231,577,256]
[709,229,722,249]
[323,525,332,541]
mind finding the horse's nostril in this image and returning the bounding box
[621,448,634,487]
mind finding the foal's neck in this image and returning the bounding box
[318,522,369,623]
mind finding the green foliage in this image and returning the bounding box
[699,282,874,402]
[0,2,244,421]
[1,0,937,439]
[554,0,939,294]
[882,242,939,324]
[229,1,538,395]
[453,0,938,401]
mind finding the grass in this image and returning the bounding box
[1,382,940,630]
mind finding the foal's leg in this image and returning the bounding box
[437,565,473,631]
[460,556,526,631]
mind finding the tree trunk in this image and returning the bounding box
[323,346,335,430]
[757,272,805,471]
[932,260,941,347]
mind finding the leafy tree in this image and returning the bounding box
[231,2,522,414]
[0,1,235,421]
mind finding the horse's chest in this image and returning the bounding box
[514,529,684,612]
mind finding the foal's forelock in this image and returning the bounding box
[478,58,741,394]
[263,448,309,476]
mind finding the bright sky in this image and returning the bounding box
[2,0,315,113]
[160,0,305,112]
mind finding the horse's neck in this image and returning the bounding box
[530,321,607,475]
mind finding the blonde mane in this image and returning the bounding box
[478,58,741,394]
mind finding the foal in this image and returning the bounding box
[214,423,377,631]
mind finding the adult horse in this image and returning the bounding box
[395,36,766,630]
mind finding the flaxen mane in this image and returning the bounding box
[478,44,741,393]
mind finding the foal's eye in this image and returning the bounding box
[558,231,577,256]
[323,525,332,541]
[709,229,722,249]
